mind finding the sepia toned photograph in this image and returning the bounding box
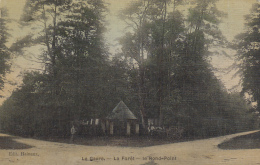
[0,0,259,164]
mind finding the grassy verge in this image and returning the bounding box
[218,131,260,150]
[0,136,33,149]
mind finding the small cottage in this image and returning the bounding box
[105,101,139,135]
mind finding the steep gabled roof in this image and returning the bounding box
[106,101,137,121]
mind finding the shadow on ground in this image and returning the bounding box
[40,132,249,148]
[218,131,260,150]
[44,136,185,147]
[0,136,33,150]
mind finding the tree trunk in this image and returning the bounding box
[158,0,167,127]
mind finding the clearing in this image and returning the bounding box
[0,130,259,165]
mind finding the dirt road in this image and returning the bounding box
[0,130,259,165]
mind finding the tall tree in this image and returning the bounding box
[7,0,111,136]
[53,0,108,119]
[15,0,109,112]
[119,0,186,127]
[0,8,11,91]
[235,3,260,112]
[10,0,73,98]
[147,0,184,126]
[119,0,155,128]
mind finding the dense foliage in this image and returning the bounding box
[0,8,11,91]
[0,0,258,138]
[235,3,260,113]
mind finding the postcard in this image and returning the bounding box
[0,0,259,164]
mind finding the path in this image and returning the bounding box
[0,130,259,165]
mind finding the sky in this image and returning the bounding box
[0,0,258,104]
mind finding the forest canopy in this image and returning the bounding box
[0,0,259,138]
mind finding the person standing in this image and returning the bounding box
[70,125,76,143]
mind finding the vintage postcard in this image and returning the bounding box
[0,0,259,164]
